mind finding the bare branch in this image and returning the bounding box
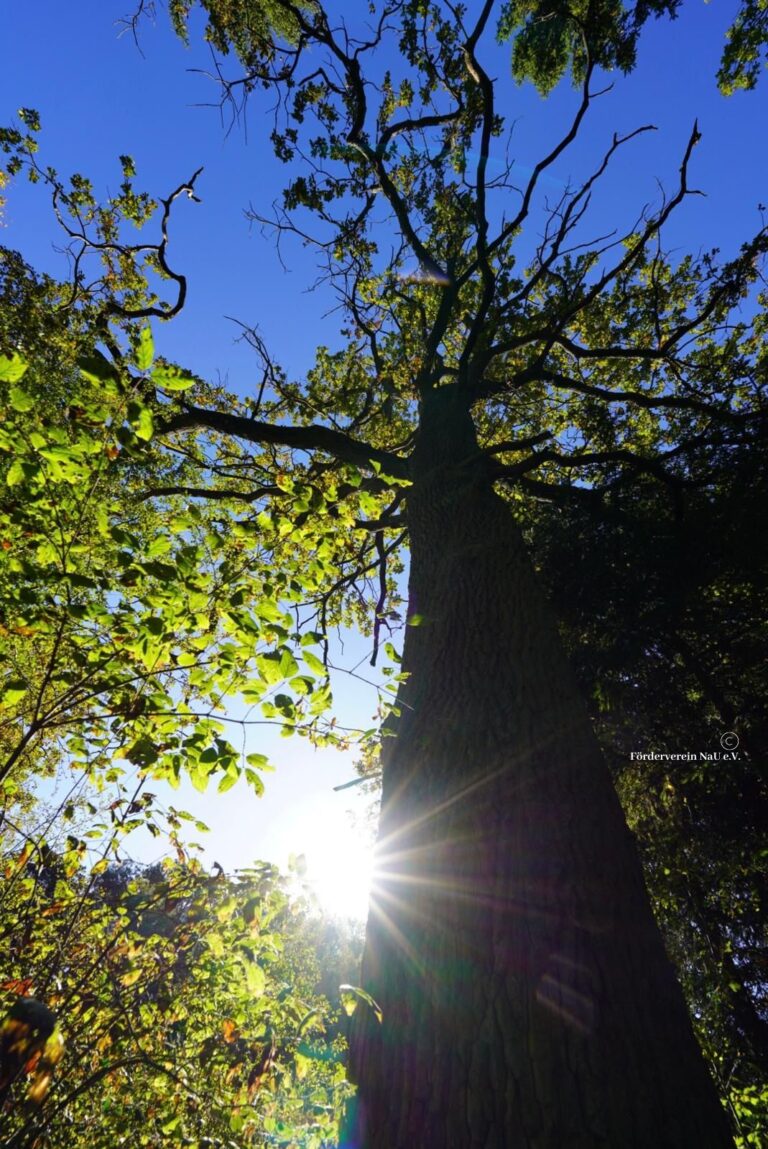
[104,167,204,321]
[299,6,456,286]
[484,432,554,455]
[137,484,280,504]
[534,367,758,424]
[457,57,599,291]
[456,0,498,377]
[370,530,389,666]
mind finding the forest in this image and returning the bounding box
[1,2,766,1146]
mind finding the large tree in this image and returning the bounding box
[5,1,766,1144]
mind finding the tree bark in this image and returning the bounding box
[343,388,734,1148]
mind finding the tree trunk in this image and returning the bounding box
[343,389,734,1148]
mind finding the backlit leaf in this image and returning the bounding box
[136,325,155,371]
[8,385,34,412]
[152,363,196,391]
[339,984,383,1023]
[0,352,28,382]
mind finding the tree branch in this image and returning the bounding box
[456,0,498,378]
[534,367,757,424]
[158,404,410,478]
[457,56,599,290]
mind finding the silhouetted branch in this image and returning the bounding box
[160,405,410,478]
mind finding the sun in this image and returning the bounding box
[297,813,376,920]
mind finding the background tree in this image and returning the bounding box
[0,844,351,1148]
[524,439,768,1144]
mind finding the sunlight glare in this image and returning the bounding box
[298,811,376,921]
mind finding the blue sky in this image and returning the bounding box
[4,0,765,915]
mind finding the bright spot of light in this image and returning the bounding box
[292,806,376,921]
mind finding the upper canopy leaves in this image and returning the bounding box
[498,0,768,95]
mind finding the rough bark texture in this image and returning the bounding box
[343,389,734,1148]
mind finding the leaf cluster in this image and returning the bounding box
[0,848,351,1147]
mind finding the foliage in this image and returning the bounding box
[169,0,307,58]
[0,184,366,813]
[1,292,257,802]
[499,0,680,93]
[0,138,361,1146]
[498,0,768,94]
[718,0,768,94]
[0,846,351,1147]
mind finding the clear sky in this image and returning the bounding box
[4,0,765,918]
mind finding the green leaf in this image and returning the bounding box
[302,649,327,676]
[152,363,196,391]
[255,599,285,625]
[218,768,239,793]
[300,631,325,647]
[128,402,154,441]
[256,652,284,685]
[0,352,28,382]
[383,641,401,664]
[246,752,273,770]
[6,458,26,487]
[135,326,154,372]
[1,680,27,707]
[244,959,266,997]
[279,649,299,679]
[8,385,34,412]
[244,769,265,795]
[38,445,87,482]
[297,1008,321,1036]
[339,984,382,1023]
[189,766,209,793]
[78,351,119,387]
